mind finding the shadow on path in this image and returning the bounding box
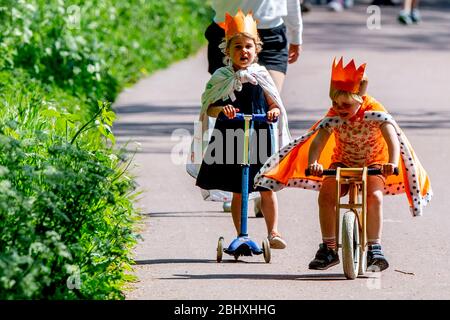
[113,104,200,115]
[135,259,216,265]
[144,211,264,219]
[162,273,360,281]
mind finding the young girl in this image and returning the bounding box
[192,9,291,248]
[254,57,432,269]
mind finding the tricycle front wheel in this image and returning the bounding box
[342,211,360,279]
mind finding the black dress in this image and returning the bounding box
[196,83,273,193]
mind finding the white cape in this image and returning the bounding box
[186,64,291,201]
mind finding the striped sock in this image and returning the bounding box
[367,239,381,250]
[323,237,337,250]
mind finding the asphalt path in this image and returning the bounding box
[113,3,450,299]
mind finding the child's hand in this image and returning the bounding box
[381,163,397,177]
[308,161,323,177]
[267,107,280,122]
[222,105,239,119]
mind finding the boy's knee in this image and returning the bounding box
[367,191,383,207]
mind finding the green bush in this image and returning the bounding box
[0,87,139,299]
[0,0,213,107]
[0,0,212,299]
[0,133,139,299]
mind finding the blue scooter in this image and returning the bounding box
[216,113,274,263]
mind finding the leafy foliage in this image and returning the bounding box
[0,0,211,299]
[0,0,212,107]
[0,87,139,299]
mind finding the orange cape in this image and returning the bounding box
[254,96,432,216]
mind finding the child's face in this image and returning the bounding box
[332,95,361,120]
[227,35,257,70]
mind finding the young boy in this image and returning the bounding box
[254,57,432,270]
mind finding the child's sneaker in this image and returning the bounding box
[366,244,389,272]
[328,0,344,12]
[308,243,340,270]
[344,0,354,9]
[398,10,413,25]
[268,231,287,249]
[410,9,422,23]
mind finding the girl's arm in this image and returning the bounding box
[206,104,239,118]
[308,128,332,176]
[381,123,400,176]
[206,105,224,118]
[264,92,280,122]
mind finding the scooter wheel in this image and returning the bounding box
[262,238,271,263]
[217,237,224,263]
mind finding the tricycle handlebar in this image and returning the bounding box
[304,167,399,177]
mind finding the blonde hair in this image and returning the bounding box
[329,75,369,104]
[219,32,263,65]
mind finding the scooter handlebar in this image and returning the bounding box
[218,113,278,123]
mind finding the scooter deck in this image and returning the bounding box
[224,236,263,256]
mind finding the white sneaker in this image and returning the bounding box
[344,0,353,8]
[328,1,343,12]
[268,232,287,249]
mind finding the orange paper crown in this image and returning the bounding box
[330,57,366,94]
[218,9,258,40]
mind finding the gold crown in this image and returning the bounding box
[330,57,366,93]
[218,8,258,40]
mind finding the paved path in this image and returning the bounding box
[113,3,450,299]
